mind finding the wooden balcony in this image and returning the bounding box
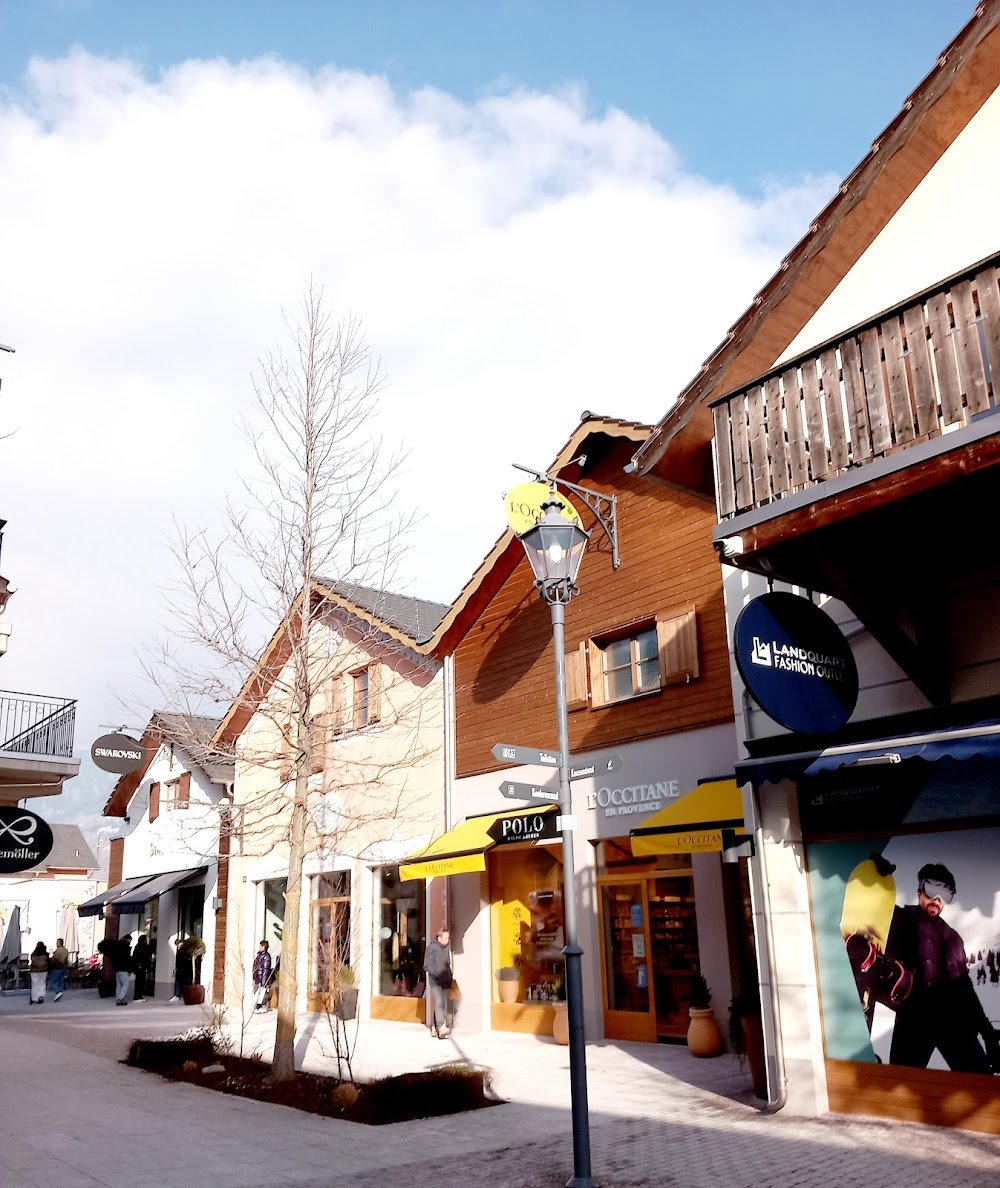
[712,252,1000,521]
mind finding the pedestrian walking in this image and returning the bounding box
[114,936,133,1006]
[423,927,453,1039]
[252,939,272,1012]
[132,935,151,1002]
[28,941,49,1004]
[48,938,69,1001]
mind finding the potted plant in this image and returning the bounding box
[179,935,207,1005]
[729,973,767,1098]
[334,965,358,1020]
[495,965,520,1003]
[687,974,722,1057]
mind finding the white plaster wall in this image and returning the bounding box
[780,88,1000,363]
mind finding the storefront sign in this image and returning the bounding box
[0,806,54,873]
[734,592,858,734]
[586,779,680,818]
[504,482,583,536]
[90,732,145,774]
[488,812,558,845]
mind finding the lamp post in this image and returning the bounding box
[518,496,597,1188]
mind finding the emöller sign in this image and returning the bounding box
[91,733,145,775]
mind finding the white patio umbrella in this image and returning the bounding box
[0,906,22,988]
[58,905,79,956]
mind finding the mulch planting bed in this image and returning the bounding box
[125,1036,503,1125]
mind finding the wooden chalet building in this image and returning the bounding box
[405,414,751,1048]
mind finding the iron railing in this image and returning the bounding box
[0,690,77,758]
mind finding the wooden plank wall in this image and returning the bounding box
[453,440,734,778]
[715,259,1000,519]
[826,1059,1000,1134]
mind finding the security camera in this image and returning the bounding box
[715,535,744,559]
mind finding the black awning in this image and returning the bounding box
[110,866,208,915]
[77,874,160,918]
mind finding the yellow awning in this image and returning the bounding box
[400,805,557,881]
[629,778,745,856]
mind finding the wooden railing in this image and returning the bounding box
[712,253,1000,519]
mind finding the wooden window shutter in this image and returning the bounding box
[177,771,191,809]
[309,692,328,774]
[148,781,160,823]
[657,606,700,686]
[368,662,382,724]
[587,638,608,709]
[565,642,589,711]
[331,674,346,734]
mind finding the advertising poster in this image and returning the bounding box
[808,823,1000,1074]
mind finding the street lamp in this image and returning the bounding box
[518,495,597,1188]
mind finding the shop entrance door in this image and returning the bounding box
[599,872,699,1043]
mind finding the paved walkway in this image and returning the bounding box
[0,988,997,1187]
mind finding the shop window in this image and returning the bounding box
[378,866,426,997]
[586,607,700,709]
[489,846,565,1004]
[310,869,352,1002]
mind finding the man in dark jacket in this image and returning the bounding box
[423,928,453,1039]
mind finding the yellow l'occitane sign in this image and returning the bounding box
[504,482,583,536]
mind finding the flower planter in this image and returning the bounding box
[335,988,358,1021]
[497,980,519,1004]
[687,1007,722,1057]
[551,1001,569,1046]
[182,984,206,1006]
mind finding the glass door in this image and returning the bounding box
[648,874,698,1040]
[599,880,655,1043]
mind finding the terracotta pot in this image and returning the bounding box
[497,979,519,1004]
[551,1001,569,1045]
[687,1007,722,1057]
[182,984,205,1006]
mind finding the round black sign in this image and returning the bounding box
[734,592,859,734]
[91,732,145,774]
[0,806,54,873]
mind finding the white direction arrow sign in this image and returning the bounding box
[498,780,561,803]
[491,742,561,768]
[569,753,623,781]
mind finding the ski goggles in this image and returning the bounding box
[918,878,954,905]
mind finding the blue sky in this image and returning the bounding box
[0,1,971,189]
[0,0,981,827]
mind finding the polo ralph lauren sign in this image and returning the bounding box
[0,806,54,873]
[734,592,858,734]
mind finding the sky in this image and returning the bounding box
[0,0,978,834]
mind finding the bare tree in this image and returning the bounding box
[146,284,440,1082]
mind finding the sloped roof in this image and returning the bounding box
[27,824,96,872]
[102,711,232,818]
[317,582,449,645]
[214,581,448,747]
[631,0,1000,483]
[419,413,651,658]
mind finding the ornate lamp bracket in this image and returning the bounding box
[512,462,620,569]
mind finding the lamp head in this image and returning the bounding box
[518,496,589,599]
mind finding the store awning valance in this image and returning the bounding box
[109,866,208,915]
[629,779,745,856]
[400,806,557,881]
[77,874,161,918]
[735,719,1000,787]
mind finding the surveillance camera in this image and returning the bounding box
[715,535,744,559]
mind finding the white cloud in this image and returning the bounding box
[0,51,836,816]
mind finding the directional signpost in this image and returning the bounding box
[491,742,560,768]
[498,779,560,803]
[493,743,623,803]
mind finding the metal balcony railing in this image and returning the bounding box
[712,251,1000,520]
[0,690,77,758]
